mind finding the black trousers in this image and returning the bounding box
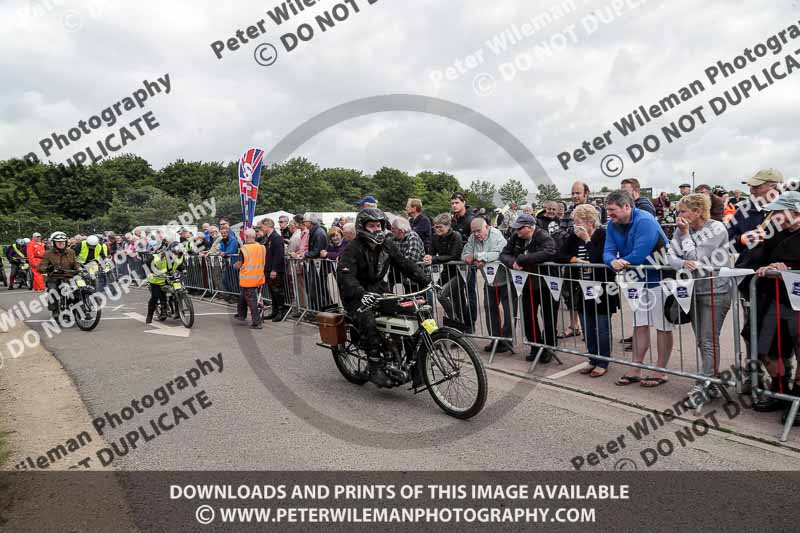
[268,272,285,307]
[484,282,516,339]
[238,286,262,325]
[521,280,559,347]
[346,303,382,352]
[149,283,166,312]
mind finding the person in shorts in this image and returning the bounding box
[603,189,673,388]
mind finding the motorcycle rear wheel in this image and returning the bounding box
[332,341,368,385]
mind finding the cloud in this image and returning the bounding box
[1,0,798,195]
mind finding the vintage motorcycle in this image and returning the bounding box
[50,268,102,331]
[155,272,195,328]
[317,285,487,419]
[17,259,33,289]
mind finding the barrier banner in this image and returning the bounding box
[429,264,441,284]
[578,280,603,301]
[619,282,646,312]
[717,267,755,278]
[668,280,694,314]
[781,271,800,312]
[483,262,500,286]
[511,270,528,296]
[542,275,563,302]
[238,147,265,231]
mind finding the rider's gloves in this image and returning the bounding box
[360,293,379,309]
[431,282,443,293]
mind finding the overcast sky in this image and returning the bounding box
[1,0,798,197]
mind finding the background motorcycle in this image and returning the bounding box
[155,272,195,329]
[49,268,102,331]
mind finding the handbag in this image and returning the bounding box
[663,293,691,325]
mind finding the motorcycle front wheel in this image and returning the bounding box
[421,330,487,419]
[176,292,194,329]
[74,293,101,331]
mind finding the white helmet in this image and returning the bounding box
[50,232,67,243]
[87,235,100,246]
[23,238,30,244]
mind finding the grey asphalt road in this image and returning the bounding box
[2,287,799,471]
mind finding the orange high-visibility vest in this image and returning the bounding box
[239,243,266,288]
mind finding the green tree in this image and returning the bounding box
[535,183,561,204]
[467,179,496,209]
[155,160,230,199]
[372,167,417,213]
[498,179,528,205]
[317,167,371,207]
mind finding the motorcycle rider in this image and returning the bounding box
[146,242,186,323]
[6,238,27,290]
[337,208,431,387]
[37,232,80,313]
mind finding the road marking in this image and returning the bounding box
[25,317,133,323]
[548,362,589,380]
[125,311,191,338]
[24,312,233,324]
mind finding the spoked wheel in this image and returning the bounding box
[177,292,194,329]
[422,330,487,419]
[74,293,101,331]
[332,340,368,385]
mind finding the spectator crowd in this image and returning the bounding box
[3,171,800,427]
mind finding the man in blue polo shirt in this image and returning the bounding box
[603,189,672,388]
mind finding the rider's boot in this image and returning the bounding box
[146,302,156,324]
[366,349,394,388]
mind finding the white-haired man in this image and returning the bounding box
[234,228,266,329]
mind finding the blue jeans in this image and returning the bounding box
[579,311,611,369]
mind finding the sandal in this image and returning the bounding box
[615,375,641,386]
[579,366,595,375]
[641,376,669,388]
[558,327,582,339]
[590,368,608,378]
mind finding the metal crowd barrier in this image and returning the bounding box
[138,253,766,411]
[748,271,800,442]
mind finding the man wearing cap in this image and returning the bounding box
[28,232,46,291]
[499,213,559,362]
[728,169,784,271]
[357,196,378,209]
[679,183,692,198]
[751,190,800,419]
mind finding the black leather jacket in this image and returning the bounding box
[337,236,428,307]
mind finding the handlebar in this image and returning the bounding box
[357,283,436,313]
[373,283,435,302]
